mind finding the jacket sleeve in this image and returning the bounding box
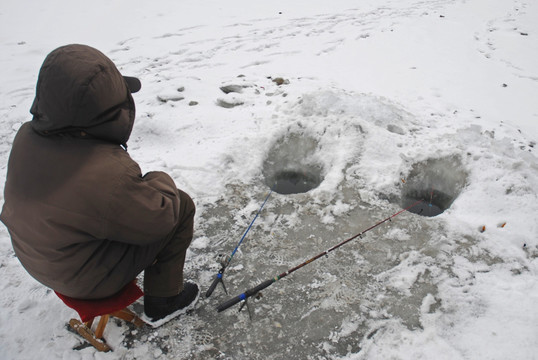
[103,161,181,246]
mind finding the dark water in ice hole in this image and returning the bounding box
[270,170,321,194]
[403,189,453,217]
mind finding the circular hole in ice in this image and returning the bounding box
[268,169,322,195]
[262,133,324,195]
[400,156,467,217]
[402,189,453,217]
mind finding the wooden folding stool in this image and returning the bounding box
[55,280,145,352]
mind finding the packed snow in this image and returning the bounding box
[0,0,537,359]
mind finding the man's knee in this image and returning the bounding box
[178,189,195,219]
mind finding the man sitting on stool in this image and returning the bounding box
[1,44,199,324]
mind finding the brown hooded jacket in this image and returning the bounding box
[1,44,181,299]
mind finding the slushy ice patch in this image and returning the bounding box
[401,156,467,216]
[263,133,324,194]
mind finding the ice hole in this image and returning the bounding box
[263,133,324,194]
[401,156,467,217]
[402,189,453,217]
[270,169,321,194]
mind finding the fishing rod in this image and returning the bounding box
[206,188,273,298]
[216,199,424,312]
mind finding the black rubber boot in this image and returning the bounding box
[144,281,200,322]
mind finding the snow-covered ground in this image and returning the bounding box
[1,0,537,359]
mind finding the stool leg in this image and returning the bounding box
[69,318,111,352]
[94,314,109,339]
[111,308,145,327]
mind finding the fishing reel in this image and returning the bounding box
[216,253,229,267]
